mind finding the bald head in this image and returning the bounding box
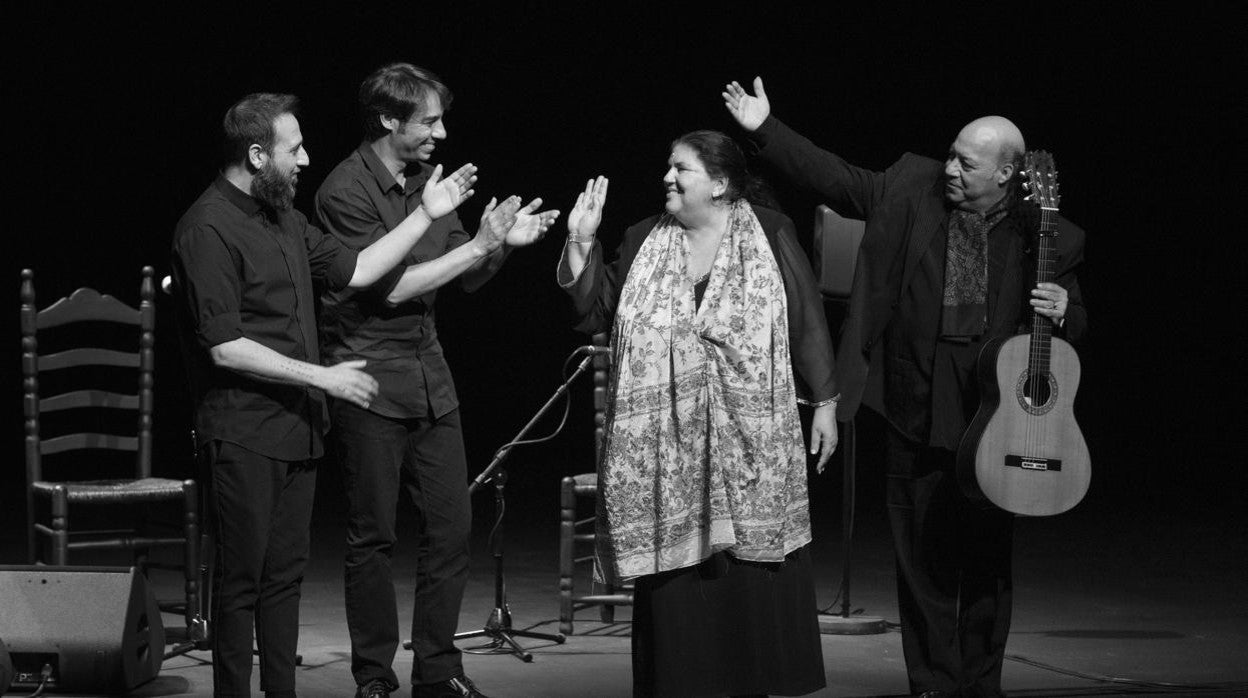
[961,116,1025,168]
[944,116,1026,212]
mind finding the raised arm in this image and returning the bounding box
[349,162,477,288]
[558,176,609,282]
[458,196,562,293]
[557,178,652,336]
[724,77,886,220]
[382,195,539,303]
[722,76,771,133]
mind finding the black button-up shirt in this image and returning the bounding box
[315,144,469,419]
[171,176,357,460]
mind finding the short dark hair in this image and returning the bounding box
[359,63,453,141]
[221,93,300,168]
[671,130,777,209]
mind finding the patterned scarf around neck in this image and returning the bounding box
[596,200,811,581]
[941,195,1011,339]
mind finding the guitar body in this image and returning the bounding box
[959,333,1090,515]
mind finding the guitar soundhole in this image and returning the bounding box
[1015,370,1058,415]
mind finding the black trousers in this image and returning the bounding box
[886,430,1014,698]
[331,401,471,689]
[204,440,315,698]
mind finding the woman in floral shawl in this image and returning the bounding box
[558,130,839,697]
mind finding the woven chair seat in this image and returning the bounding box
[32,476,189,503]
[569,472,597,495]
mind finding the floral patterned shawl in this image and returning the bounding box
[597,200,811,581]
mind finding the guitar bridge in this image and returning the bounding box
[1005,455,1062,472]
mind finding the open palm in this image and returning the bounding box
[421,163,478,219]
[567,176,609,238]
[722,77,771,132]
[506,197,561,246]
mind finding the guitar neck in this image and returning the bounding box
[1030,206,1060,373]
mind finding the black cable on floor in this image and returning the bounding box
[1005,653,1248,694]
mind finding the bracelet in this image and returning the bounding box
[566,232,596,244]
[798,394,841,408]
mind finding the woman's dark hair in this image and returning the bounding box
[671,129,778,209]
[221,93,300,168]
[359,63,453,141]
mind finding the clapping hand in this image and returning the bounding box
[421,163,478,219]
[473,195,522,255]
[505,198,561,247]
[722,77,771,132]
[567,176,609,241]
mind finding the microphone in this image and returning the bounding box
[574,345,611,356]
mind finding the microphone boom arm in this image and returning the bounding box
[468,348,600,495]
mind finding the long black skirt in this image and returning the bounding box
[631,546,826,697]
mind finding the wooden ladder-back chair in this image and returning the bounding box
[21,266,201,638]
[558,332,633,634]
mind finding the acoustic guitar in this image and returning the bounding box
[957,151,1090,516]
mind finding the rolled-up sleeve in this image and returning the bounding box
[315,187,395,297]
[171,225,244,349]
[305,220,358,293]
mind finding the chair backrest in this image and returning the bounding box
[21,267,156,484]
[812,205,865,300]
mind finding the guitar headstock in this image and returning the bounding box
[1022,150,1060,211]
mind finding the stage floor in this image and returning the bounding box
[4,475,1246,697]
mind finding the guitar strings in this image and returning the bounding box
[1027,206,1058,461]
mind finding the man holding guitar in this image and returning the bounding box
[724,78,1087,698]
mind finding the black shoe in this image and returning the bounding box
[412,674,490,698]
[356,679,395,698]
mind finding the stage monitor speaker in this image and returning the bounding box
[0,565,164,693]
[1,636,12,693]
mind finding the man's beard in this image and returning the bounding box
[251,161,297,211]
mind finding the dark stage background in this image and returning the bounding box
[2,4,1244,541]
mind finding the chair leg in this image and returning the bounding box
[559,477,576,635]
[50,486,68,566]
[26,488,37,564]
[183,480,200,632]
[131,504,151,572]
[599,581,616,623]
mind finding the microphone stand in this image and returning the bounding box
[817,418,886,634]
[449,349,600,661]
